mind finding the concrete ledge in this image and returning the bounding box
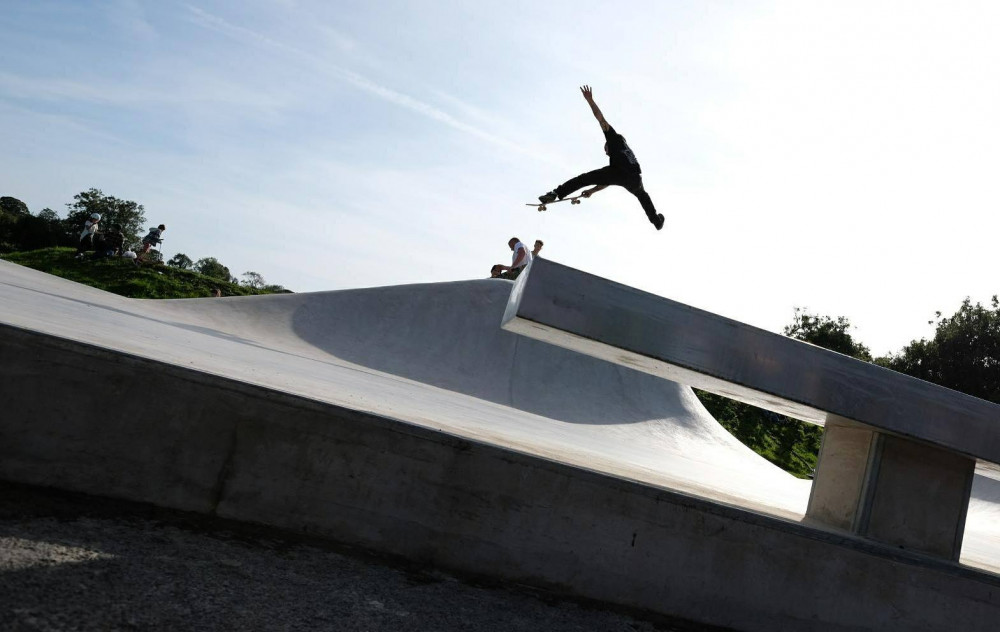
[501,259,1000,464]
[4,324,1000,631]
[500,259,998,561]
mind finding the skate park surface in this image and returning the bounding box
[4,257,1000,629]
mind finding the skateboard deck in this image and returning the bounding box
[525,195,584,212]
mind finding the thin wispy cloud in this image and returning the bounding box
[0,71,110,103]
[184,5,565,167]
[106,0,158,40]
[0,101,128,148]
[317,25,357,54]
[0,70,288,111]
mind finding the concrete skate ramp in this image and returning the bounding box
[0,259,806,513]
[3,258,1000,561]
[5,259,1000,630]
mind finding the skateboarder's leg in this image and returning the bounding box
[553,166,621,199]
[625,177,664,229]
[632,189,658,222]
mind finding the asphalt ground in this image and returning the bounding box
[0,483,726,632]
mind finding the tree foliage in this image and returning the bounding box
[0,196,30,218]
[240,271,266,290]
[63,189,146,246]
[0,198,66,252]
[37,208,59,222]
[783,308,872,361]
[697,309,871,478]
[167,253,194,270]
[194,257,232,282]
[881,297,1000,403]
[0,197,28,251]
[17,210,65,251]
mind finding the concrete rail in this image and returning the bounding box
[501,259,1000,463]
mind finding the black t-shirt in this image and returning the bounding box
[604,125,641,173]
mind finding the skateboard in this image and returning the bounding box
[525,195,584,212]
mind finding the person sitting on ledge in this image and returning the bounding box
[490,236,532,280]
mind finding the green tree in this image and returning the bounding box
[37,208,59,223]
[783,308,872,360]
[241,271,266,290]
[195,257,232,281]
[167,253,194,270]
[0,198,67,252]
[15,208,65,251]
[0,196,29,251]
[881,297,1000,403]
[0,196,30,218]
[697,309,871,477]
[62,189,146,246]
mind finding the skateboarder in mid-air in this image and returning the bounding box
[538,85,664,230]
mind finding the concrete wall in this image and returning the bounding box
[4,324,1000,631]
[807,417,976,560]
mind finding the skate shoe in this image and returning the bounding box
[538,191,558,204]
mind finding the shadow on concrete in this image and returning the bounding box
[0,483,708,632]
[290,279,709,428]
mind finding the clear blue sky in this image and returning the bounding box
[3,0,1000,354]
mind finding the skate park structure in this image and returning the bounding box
[3,257,1000,630]
[502,259,998,562]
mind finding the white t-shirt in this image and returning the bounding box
[79,220,98,240]
[511,241,532,268]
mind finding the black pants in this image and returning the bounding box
[76,234,93,255]
[555,166,658,223]
[500,265,525,280]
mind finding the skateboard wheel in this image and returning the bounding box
[571,199,580,205]
[538,205,546,212]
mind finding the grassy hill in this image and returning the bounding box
[0,247,288,299]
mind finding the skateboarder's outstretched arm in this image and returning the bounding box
[581,85,610,132]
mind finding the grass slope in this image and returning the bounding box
[1,247,283,299]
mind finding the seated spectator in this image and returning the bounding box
[490,236,532,280]
[92,225,126,258]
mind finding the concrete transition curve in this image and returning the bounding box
[0,259,808,513]
[3,258,1000,631]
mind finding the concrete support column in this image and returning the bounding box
[806,416,976,560]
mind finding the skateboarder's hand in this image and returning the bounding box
[580,85,594,102]
[581,190,592,198]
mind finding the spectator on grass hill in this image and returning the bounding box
[75,213,101,259]
[490,236,532,280]
[135,224,166,265]
[211,288,222,298]
[92,225,125,259]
